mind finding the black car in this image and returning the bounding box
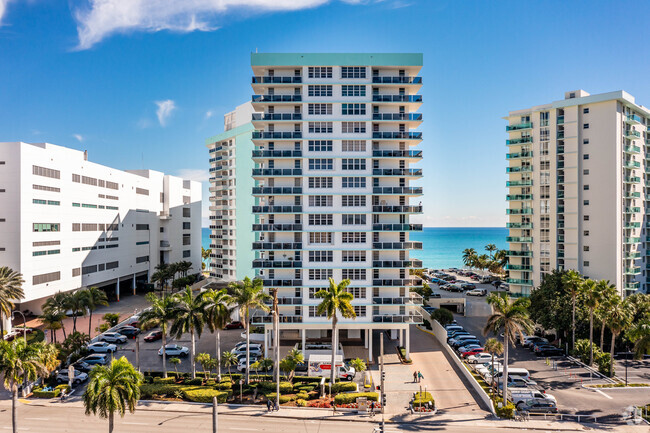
[70,360,92,373]
[536,347,564,357]
[116,326,141,338]
[461,283,476,290]
[430,293,442,298]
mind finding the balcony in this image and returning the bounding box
[251,314,303,324]
[372,205,423,213]
[624,161,641,169]
[262,279,303,287]
[624,145,641,154]
[557,190,564,199]
[506,237,533,243]
[506,151,533,159]
[252,113,302,121]
[372,168,422,176]
[159,240,171,250]
[506,250,533,257]
[557,250,565,258]
[557,115,565,125]
[506,222,533,229]
[506,137,533,145]
[625,252,641,259]
[252,260,302,269]
[262,297,302,305]
[372,295,420,305]
[506,278,533,286]
[252,150,302,158]
[372,313,423,324]
[624,176,641,184]
[557,131,565,139]
[557,176,564,184]
[625,192,641,199]
[372,242,423,250]
[373,187,423,195]
[372,150,422,158]
[624,282,640,291]
[506,194,533,201]
[252,224,303,231]
[624,208,641,214]
[624,237,641,243]
[252,168,302,176]
[252,205,303,213]
[506,122,533,132]
[557,146,564,154]
[372,223,423,231]
[372,132,422,140]
[252,187,302,195]
[504,264,533,271]
[371,95,422,103]
[252,242,302,250]
[372,76,422,84]
[372,279,418,286]
[252,131,302,139]
[252,95,302,103]
[506,180,533,187]
[624,267,641,275]
[372,260,423,268]
[159,211,171,220]
[624,222,641,228]
[506,208,533,215]
[252,76,302,84]
[625,129,641,139]
[625,114,642,124]
[557,206,565,213]
[372,113,423,121]
[557,161,564,169]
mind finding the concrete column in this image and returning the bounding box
[405,326,410,359]
[301,328,306,353]
[368,329,373,362]
[264,327,269,358]
[132,274,136,295]
[364,329,369,348]
[116,280,120,302]
[399,328,404,347]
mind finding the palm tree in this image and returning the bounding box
[562,270,584,352]
[0,339,46,433]
[169,357,181,376]
[584,280,609,365]
[229,277,271,384]
[138,292,178,378]
[39,310,64,343]
[462,248,477,268]
[34,342,60,383]
[483,293,534,403]
[476,254,490,273]
[280,348,304,382]
[0,267,24,339]
[315,278,356,391]
[195,353,212,379]
[627,319,650,360]
[43,292,70,340]
[201,247,211,271]
[170,286,207,379]
[66,290,88,333]
[596,285,618,351]
[605,296,633,377]
[485,244,497,259]
[178,261,193,278]
[202,288,233,381]
[84,287,109,336]
[221,350,237,381]
[483,337,503,390]
[83,356,142,433]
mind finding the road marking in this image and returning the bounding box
[594,389,612,399]
[229,428,258,431]
[25,418,49,421]
[122,422,149,425]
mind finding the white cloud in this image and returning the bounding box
[205,110,214,119]
[73,134,84,142]
[0,0,11,26]
[72,0,368,49]
[155,99,176,126]
[175,168,210,183]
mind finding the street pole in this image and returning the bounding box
[217,331,222,382]
[380,332,385,433]
[273,288,280,410]
[135,334,140,372]
[212,396,218,433]
[11,311,27,345]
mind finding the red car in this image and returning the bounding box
[144,330,163,342]
[461,348,484,358]
[224,321,244,330]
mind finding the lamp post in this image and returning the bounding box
[11,311,27,345]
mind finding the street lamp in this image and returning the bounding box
[11,311,27,344]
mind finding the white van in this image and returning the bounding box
[307,354,356,381]
[491,367,531,380]
[508,388,556,406]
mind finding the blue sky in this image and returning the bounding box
[2,0,649,227]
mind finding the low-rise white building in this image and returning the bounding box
[0,142,202,318]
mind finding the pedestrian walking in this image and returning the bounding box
[369,400,376,417]
[266,399,272,412]
[417,371,424,383]
[60,388,67,402]
[413,371,417,383]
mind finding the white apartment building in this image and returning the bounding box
[206,102,255,282]
[0,142,202,318]
[250,53,424,360]
[505,90,650,297]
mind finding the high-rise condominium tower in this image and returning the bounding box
[249,53,424,360]
[505,90,650,297]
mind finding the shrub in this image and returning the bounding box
[183,378,203,386]
[140,384,180,399]
[216,381,233,390]
[307,391,319,400]
[494,397,515,419]
[334,392,378,405]
[265,393,294,404]
[432,309,454,326]
[596,352,613,377]
[296,398,307,407]
[397,347,412,363]
[55,384,71,393]
[297,385,316,392]
[412,391,434,406]
[423,319,432,330]
[331,382,357,393]
[205,380,216,386]
[296,391,309,400]
[153,377,177,384]
[32,387,61,398]
[182,388,229,404]
[258,381,293,393]
[293,376,323,383]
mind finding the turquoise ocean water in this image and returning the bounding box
[202,227,507,270]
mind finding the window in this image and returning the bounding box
[583,169,589,175]
[136,255,149,264]
[308,140,332,152]
[342,177,366,188]
[343,251,366,262]
[105,261,119,270]
[309,232,332,244]
[341,66,366,78]
[308,214,333,225]
[308,269,333,280]
[584,185,589,190]
[584,261,590,267]
[583,139,589,145]
[308,177,333,188]
[342,159,366,170]
[342,103,366,115]
[584,230,589,236]
[307,85,332,96]
[584,123,589,129]
[136,188,149,195]
[33,223,60,232]
[583,154,589,160]
[308,122,333,133]
[341,195,366,206]
[183,234,191,245]
[583,108,590,114]
[584,200,589,206]
[33,240,60,247]
[183,250,191,258]
[183,207,191,217]
[32,165,60,179]
[342,122,366,133]
[33,184,60,192]
[82,176,98,186]
[308,104,332,115]
[347,287,366,298]
[106,181,119,190]
[308,159,333,170]
[136,241,149,245]
[353,306,366,317]
[308,67,332,78]
[342,232,366,243]
[540,129,550,141]
[342,214,366,225]
[540,230,549,242]
[308,195,333,207]
[182,222,191,229]
[308,306,327,317]
[584,215,590,221]
[342,85,366,97]
[309,251,333,262]
[342,269,366,280]
[82,265,98,274]
[342,140,366,151]
[32,271,60,285]
[540,160,550,170]
[72,268,81,277]
[82,223,98,231]
[584,246,590,251]
[136,224,149,230]
[540,185,550,199]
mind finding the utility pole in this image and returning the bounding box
[379,332,385,433]
[212,396,218,433]
[273,288,280,410]
[135,334,140,372]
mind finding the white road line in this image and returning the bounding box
[594,388,612,399]
[122,422,149,425]
[229,429,258,431]
[25,418,49,421]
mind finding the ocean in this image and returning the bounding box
[202,227,507,270]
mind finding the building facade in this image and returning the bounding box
[206,102,256,282]
[0,142,202,315]
[250,53,424,360]
[505,90,650,297]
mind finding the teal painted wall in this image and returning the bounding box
[251,53,422,67]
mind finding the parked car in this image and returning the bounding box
[56,369,89,384]
[430,293,442,298]
[518,400,558,413]
[497,376,538,389]
[70,360,92,373]
[422,306,436,314]
[522,336,547,348]
[447,284,464,293]
[451,338,480,349]
[115,326,141,339]
[99,332,128,344]
[234,341,262,350]
[446,330,469,342]
[467,353,495,364]
[87,342,117,353]
[460,347,484,358]
[466,288,487,296]
[158,344,189,357]
[530,341,553,352]
[533,343,557,353]
[232,346,262,357]
[461,283,476,291]
[144,330,163,342]
[80,354,109,365]
[225,321,244,330]
[536,347,565,357]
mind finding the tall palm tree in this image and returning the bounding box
[483,293,534,403]
[581,279,602,365]
[596,285,618,351]
[170,286,208,379]
[33,342,60,383]
[201,247,211,270]
[202,288,233,381]
[483,337,503,390]
[562,270,584,352]
[66,290,88,333]
[221,350,237,381]
[229,277,270,384]
[0,339,46,433]
[485,244,497,259]
[605,296,632,377]
[43,292,70,340]
[462,248,477,268]
[83,356,142,433]
[84,287,109,336]
[315,278,356,391]
[138,292,178,378]
[39,310,64,343]
[0,267,24,339]
[627,319,650,360]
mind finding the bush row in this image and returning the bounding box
[412,391,434,406]
[333,392,378,405]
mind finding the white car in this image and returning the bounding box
[158,344,189,357]
[236,357,261,372]
[99,332,127,344]
[466,288,487,296]
[234,341,262,351]
[56,369,89,384]
[467,353,494,364]
[232,346,262,356]
[87,342,117,353]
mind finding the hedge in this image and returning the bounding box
[140,384,180,399]
[494,397,515,419]
[412,391,434,406]
[331,382,357,393]
[334,392,378,405]
[296,398,307,407]
[153,377,177,384]
[55,384,71,393]
[265,393,294,404]
[216,381,233,390]
[32,387,61,398]
[258,381,293,393]
[293,376,324,384]
[296,391,309,400]
[182,388,229,404]
[183,378,203,386]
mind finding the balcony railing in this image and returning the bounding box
[252,187,302,195]
[506,166,533,173]
[252,150,302,158]
[262,297,302,305]
[506,209,533,215]
[506,222,533,229]
[626,114,642,124]
[506,180,533,187]
[252,242,302,250]
[506,122,533,131]
[251,314,303,324]
[372,313,423,324]
[252,76,302,84]
[506,152,533,159]
[372,113,423,121]
[557,131,565,139]
[506,137,533,145]
[252,206,302,213]
[624,145,641,154]
[372,205,423,213]
[557,115,565,125]
[624,267,641,275]
[506,236,533,243]
[624,282,640,291]
[252,260,302,268]
[372,224,423,231]
[506,194,533,201]
[261,279,303,287]
[372,168,422,176]
[372,296,418,305]
[252,113,302,121]
[373,187,423,195]
[506,278,534,286]
[624,176,641,184]
[252,95,302,102]
[372,76,422,84]
[253,131,302,139]
[252,169,302,176]
[625,129,641,139]
[372,150,422,158]
[252,224,303,231]
[372,279,418,286]
[372,95,423,103]
[372,132,422,140]
[506,250,533,257]
[372,242,423,250]
[504,264,533,271]
[372,260,423,268]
